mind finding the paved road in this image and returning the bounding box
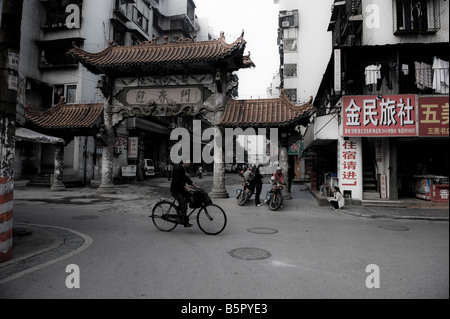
[0,174,448,300]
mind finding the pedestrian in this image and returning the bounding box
[327,186,345,210]
[254,164,264,207]
[165,161,173,181]
[288,164,295,193]
[197,166,203,179]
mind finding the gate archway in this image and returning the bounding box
[69,32,254,197]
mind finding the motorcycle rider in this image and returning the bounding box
[273,166,284,184]
[270,167,284,207]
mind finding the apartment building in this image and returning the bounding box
[271,0,333,182]
[16,0,204,185]
[309,0,449,205]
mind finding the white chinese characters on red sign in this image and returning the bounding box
[343,95,417,136]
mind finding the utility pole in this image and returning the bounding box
[0,0,24,262]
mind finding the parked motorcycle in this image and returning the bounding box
[266,182,284,211]
[236,171,255,206]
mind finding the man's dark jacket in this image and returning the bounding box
[170,164,193,194]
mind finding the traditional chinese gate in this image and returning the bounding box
[69,33,254,197]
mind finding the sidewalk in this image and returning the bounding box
[308,188,449,221]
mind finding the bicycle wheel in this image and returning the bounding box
[197,204,227,235]
[152,201,179,232]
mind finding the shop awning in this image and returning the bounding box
[15,128,65,145]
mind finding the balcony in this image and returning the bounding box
[340,64,449,96]
[393,0,441,35]
[37,38,83,70]
[41,0,83,31]
[153,10,198,38]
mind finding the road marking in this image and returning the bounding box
[0,223,93,284]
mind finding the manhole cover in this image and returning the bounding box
[229,248,271,260]
[379,225,410,231]
[71,215,99,220]
[247,227,279,234]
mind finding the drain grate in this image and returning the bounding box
[247,227,279,234]
[379,225,410,231]
[71,215,99,220]
[229,248,271,260]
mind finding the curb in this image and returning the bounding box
[339,209,449,221]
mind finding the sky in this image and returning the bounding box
[195,0,280,99]
[194,0,334,101]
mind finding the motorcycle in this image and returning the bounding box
[236,171,255,206]
[266,182,284,211]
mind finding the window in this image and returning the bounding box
[284,64,297,77]
[113,27,126,46]
[279,10,299,29]
[132,6,149,33]
[42,0,83,30]
[53,84,77,105]
[393,0,440,34]
[284,38,297,52]
[285,89,297,103]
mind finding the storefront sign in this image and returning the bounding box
[343,95,417,137]
[126,87,202,106]
[380,174,387,199]
[418,96,449,137]
[289,141,304,155]
[121,165,137,177]
[7,50,20,71]
[128,137,138,159]
[340,138,361,187]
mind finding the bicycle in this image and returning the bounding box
[151,189,227,235]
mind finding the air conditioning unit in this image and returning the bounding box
[282,20,290,28]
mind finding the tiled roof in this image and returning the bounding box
[67,33,255,75]
[221,92,315,127]
[26,102,103,129]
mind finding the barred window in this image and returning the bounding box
[284,38,297,52]
[285,89,297,103]
[393,0,440,34]
[284,64,297,77]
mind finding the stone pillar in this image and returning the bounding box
[97,103,116,194]
[50,144,66,191]
[210,125,229,199]
[203,87,229,199]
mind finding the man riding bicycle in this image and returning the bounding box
[170,161,200,227]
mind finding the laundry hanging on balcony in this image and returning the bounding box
[364,64,381,91]
[432,57,449,94]
[414,61,433,90]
